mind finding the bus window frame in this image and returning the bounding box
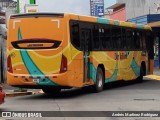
[70,20,150,52]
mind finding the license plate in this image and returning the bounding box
[33,78,40,83]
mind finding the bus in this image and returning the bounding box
[7,13,154,93]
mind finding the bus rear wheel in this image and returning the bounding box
[94,67,104,93]
[42,87,61,94]
[137,66,144,83]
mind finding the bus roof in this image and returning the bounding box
[67,13,152,31]
[10,13,64,18]
[10,13,152,31]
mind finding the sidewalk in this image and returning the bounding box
[1,83,43,97]
[153,67,160,76]
[145,68,160,80]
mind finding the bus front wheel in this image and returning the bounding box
[94,67,104,93]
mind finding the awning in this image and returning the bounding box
[148,21,160,27]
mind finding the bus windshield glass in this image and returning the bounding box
[9,15,64,45]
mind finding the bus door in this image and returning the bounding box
[81,29,91,83]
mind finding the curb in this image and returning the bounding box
[6,92,33,97]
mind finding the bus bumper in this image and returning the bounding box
[7,71,83,88]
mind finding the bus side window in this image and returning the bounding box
[139,31,147,50]
[81,31,85,50]
[122,28,126,49]
[99,25,105,50]
[104,25,112,50]
[112,27,117,49]
[100,25,112,50]
[112,26,122,49]
[141,31,146,49]
[126,29,133,50]
[70,21,80,50]
[92,25,100,50]
[117,28,122,49]
[146,31,154,59]
[133,30,140,49]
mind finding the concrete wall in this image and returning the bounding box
[117,0,160,20]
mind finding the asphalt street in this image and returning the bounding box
[0,78,160,120]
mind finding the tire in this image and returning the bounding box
[94,67,104,93]
[42,87,61,94]
[137,66,144,83]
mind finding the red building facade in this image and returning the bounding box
[107,3,126,21]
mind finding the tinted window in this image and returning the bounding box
[70,20,149,51]
[122,29,126,49]
[100,25,112,50]
[126,29,133,49]
[92,25,100,50]
[140,31,146,49]
[112,26,122,49]
[133,30,140,49]
[70,21,80,49]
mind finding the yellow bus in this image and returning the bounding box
[7,13,154,93]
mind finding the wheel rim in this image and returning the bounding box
[98,73,103,88]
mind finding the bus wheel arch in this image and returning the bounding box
[141,61,146,76]
[137,61,146,82]
[94,64,105,92]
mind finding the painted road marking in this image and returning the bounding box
[145,75,160,80]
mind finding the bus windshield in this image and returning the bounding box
[9,14,64,45]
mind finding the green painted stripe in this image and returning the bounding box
[18,28,58,86]
[89,60,118,84]
[97,18,147,30]
[20,50,43,75]
[137,24,144,29]
[97,18,110,24]
[18,27,22,40]
[105,51,119,82]
[89,63,97,83]
[114,20,119,25]
[105,60,118,83]
[131,59,140,77]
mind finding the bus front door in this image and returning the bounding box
[81,29,91,83]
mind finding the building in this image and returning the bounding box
[0,0,16,83]
[117,0,160,20]
[0,0,16,24]
[106,0,160,68]
[106,0,160,21]
[117,0,160,68]
[0,12,5,24]
[106,3,126,21]
[0,0,16,11]
[103,9,112,19]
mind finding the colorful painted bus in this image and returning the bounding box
[7,13,154,93]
